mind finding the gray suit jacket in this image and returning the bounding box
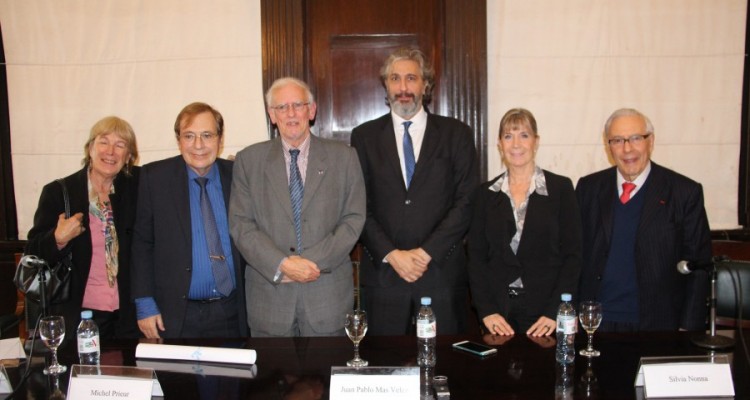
[229,135,365,335]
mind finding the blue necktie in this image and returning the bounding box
[403,121,415,188]
[289,149,304,253]
[195,177,233,296]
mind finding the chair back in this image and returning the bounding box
[716,259,750,328]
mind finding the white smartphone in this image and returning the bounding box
[452,340,498,357]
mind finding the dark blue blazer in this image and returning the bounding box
[350,112,479,290]
[131,156,247,337]
[576,162,711,331]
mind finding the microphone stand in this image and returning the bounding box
[691,259,735,350]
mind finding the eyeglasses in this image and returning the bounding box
[607,134,651,147]
[180,131,219,143]
[270,102,310,113]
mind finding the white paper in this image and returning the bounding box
[135,343,257,365]
[330,367,420,400]
[0,365,12,394]
[136,359,258,379]
[0,338,26,360]
[67,374,155,399]
[642,363,734,398]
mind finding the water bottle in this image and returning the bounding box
[416,297,437,367]
[555,293,576,364]
[77,310,100,365]
[554,360,574,399]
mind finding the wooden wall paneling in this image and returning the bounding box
[441,0,488,182]
[327,35,419,141]
[261,0,306,138]
[262,0,488,171]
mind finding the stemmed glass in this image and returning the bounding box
[579,301,603,357]
[344,310,368,367]
[39,315,67,375]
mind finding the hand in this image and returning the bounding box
[138,314,165,339]
[526,316,556,337]
[54,212,85,248]
[386,249,428,283]
[410,248,432,268]
[280,256,321,283]
[483,313,514,336]
[527,334,556,348]
[483,333,513,346]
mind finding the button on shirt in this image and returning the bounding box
[392,107,427,187]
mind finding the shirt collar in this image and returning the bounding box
[617,161,651,188]
[391,106,427,132]
[489,165,548,197]
[281,133,311,157]
[186,160,220,183]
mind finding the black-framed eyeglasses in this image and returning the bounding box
[270,102,310,113]
[607,134,651,147]
[180,131,219,143]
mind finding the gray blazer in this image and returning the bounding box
[229,134,365,335]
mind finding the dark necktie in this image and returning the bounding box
[403,121,415,188]
[620,182,636,204]
[195,177,233,296]
[289,149,304,253]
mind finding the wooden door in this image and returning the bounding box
[261,0,487,180]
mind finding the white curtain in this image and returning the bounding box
[488,0,746,230]
[0,0,266,238]
[1,0,746,238]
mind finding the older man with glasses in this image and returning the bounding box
[576,108,711,333]
[131,102,247,338]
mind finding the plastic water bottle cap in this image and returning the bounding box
[81,310,93,319]
[561,293,572,301]
[421,297,432,306]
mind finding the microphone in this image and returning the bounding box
[20,254,49,269]
[676,256,728,274]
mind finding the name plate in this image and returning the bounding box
[67,365,163,399]
[635,355,734,398]
[0,365,12,394]
[330,366,420,400]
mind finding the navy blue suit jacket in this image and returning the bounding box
[576,162,711,331]
[350,112,479,290]
[131,156,247,337]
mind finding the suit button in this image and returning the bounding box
[596,275,602,281]
[186,267,191,271]
[405,199,411,205]
[290,247,296,253]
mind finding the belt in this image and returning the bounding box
[188,297,224,304]
[508,287,525,298]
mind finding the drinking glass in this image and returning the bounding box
[344,310,368,367]
[578,301,602,357]
[39,315,67,375]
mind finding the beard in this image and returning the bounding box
[388,92,422,119]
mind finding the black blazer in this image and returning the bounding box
[576,162,711,331]
[26,166,140,338]
[130,156,247,337]
[468,170,582,326]
[350,113,479,289]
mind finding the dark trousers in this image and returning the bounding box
[182,294,241,338]
[362,285,468,335]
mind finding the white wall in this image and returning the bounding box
[0,0,746,238]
